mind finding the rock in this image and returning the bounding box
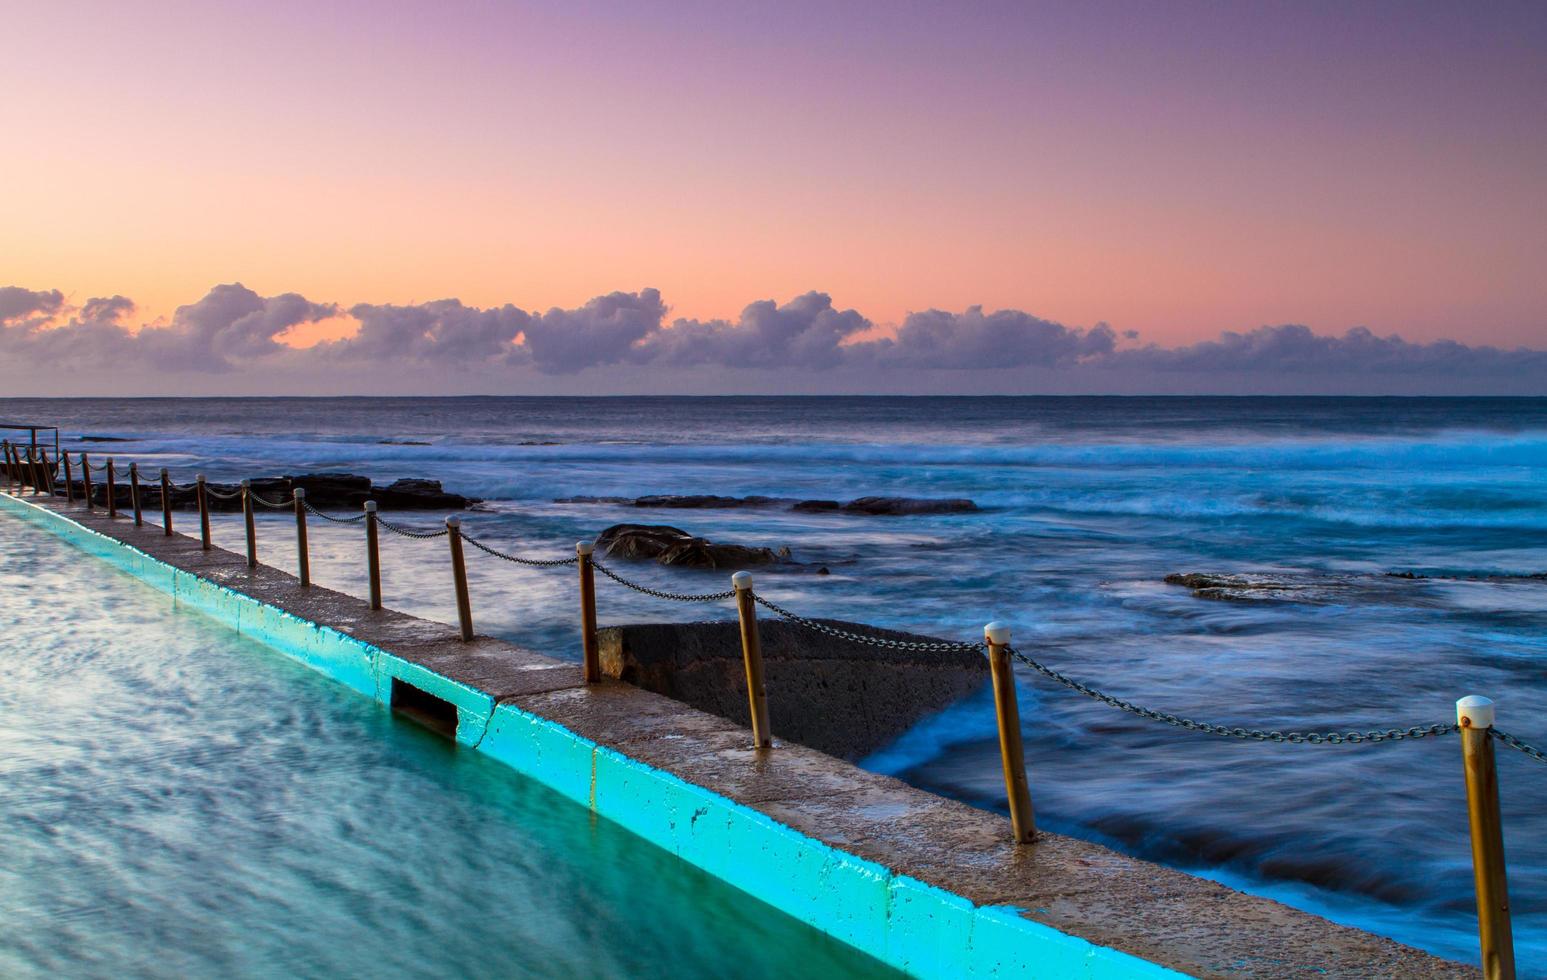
[633,494,768,509]
[842,496,978,515]
[66,471,476,513]
[792,499,841,512]
[598,620,988,760]
[78,435,137,443]
[594,523,788,568]
[379,439,430,446]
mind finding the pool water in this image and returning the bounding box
[0,515,896,979]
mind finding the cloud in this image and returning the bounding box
[1108,324,1547,378]
[0,286,65,326]
[332,298,531,362]
[2,281,1543,393]
[639,292,869,369]
[522,288,667,373]
[855,306,1116,368]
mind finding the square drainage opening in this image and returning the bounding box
[390,678,459,739]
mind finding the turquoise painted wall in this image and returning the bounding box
[0,493,1190,980]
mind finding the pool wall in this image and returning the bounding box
[1,491,1469,979]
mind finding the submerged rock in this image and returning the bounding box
[594,523,790,568]
[841,496,978,515]
[64,472,476,513]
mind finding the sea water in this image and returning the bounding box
[3,395,1544,970]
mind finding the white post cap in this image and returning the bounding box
[984,621,1012,645]
[196,473,206,482]
[1457,695,1495,729]
[129,461,137,471]
[732,571,754,590]
[293,487,306,499]
[363,499,377,512]
[241,478,251,487]
[445,515,460,528]
[576,540,594,556]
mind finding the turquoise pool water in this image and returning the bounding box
[0,515,896,979]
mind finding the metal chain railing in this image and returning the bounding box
[458,530,579,568]
[376,516,449,539]
[301,500,368,524]
[752,594,985,654]
[204,485,244,500]
[250,491,294,509]
[1494,728,1547,765]
[591,560,736,602]
[1006,645,1458,745]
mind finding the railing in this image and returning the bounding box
[2,436,1539,979]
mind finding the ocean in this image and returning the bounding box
[4,395,1544,969]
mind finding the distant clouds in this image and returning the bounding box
[2,281,1543,393]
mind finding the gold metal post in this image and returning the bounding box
[159,468,173,535]
[196,475,211,550]
[577,541,600,682]
[447,516,473,641]
[1458,696,1516,980]
[82,453,94,510]
[106,458,118,517]
[63,451,74,503]
[293,487,310,586]
[129,462,143,526]
[732,572,772,749]
[986,622,1036,844]
[364,500,382,609]
[242,480,257,568]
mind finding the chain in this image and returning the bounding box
[752,594,985,654]
[204,485,244,500]
[375,516,449,539]
[250,491,294,509]
[1493,729,1547,764]
[301,500,368,524]
[591,560,735,602]
[1006,646,1458,745]
[458,530,578,567]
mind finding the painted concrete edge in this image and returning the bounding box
[0,493,1192,980]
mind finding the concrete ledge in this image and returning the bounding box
[0,491,1473,979]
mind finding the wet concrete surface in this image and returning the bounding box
[10,493,1473,979]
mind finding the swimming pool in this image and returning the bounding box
[0,516,896,979]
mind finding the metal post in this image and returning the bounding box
[732,571,772,749]
[364,500,382,609]
[196,475,211,550]
[577,541,600,682]
[159,468,173,535]
[293,488,310,586]
[986,622,1037,844]
[242,480,257,568]
[82,453,94,510]
[63,451,74,503]
[1458,696,1516,980]
[129,462,143,526]
[447,516,473,641]
[106,458,118,517]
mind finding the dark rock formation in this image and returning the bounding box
[792,499,841,512]
[62,472,476,513]
[594,523,789,568]
[841,496,978,515]
[633,494,785,509]
[598,619,988,759]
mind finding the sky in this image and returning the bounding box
[2,0,1544,395]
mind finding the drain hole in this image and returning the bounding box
[390,678,458,738]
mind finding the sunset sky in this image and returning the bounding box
[3,0,1544,394]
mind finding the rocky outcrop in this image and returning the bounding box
[63,472,476,512]
[561,493,980,516]
[598,619,988,759]
[594,523,790,568]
